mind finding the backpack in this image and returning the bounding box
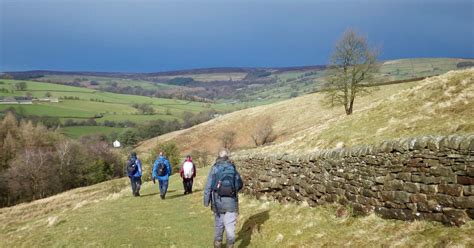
[212,162,238,197]
[182,161,194,179]
[155,159,167,177]
[127,159,137,176]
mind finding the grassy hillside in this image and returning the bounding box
[236,58,473,101]
[137,68,473,156]
[262,68,474,154]
[60,126,127,139]
[0,79,236,115]
[39,75,176,90]
[1,167,472,247]
[39,72,248,84]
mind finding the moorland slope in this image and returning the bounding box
[138,68,474,157]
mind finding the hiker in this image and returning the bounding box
[127,152,142,197]
[204,150,243,248]
[180,155,196,194]
[152,151,172,199]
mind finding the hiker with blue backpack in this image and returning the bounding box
[126,152,142,197]
[152,151,172,199]
[204,150,243,248]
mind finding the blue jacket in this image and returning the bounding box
[129,158,142,178]
[203,157,243,213]
[152,156,172,181]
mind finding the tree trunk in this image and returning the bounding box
[346,96,355,115]
[347,103,353,115]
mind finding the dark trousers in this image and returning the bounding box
[130,177,142,196]
[183,178,194,194]
[158,180,169,198]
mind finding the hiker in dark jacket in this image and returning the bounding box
[152,151,172,199]
[204,150,243,248]
[127,152,142,197]
[180,155,196,194]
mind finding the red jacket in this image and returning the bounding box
[179,159,196,178]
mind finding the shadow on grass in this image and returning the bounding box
[236,210,270,248]
[140,192,160,198]
[166,189,203,200]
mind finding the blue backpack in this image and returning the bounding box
[155,159,167,177]
[212,162,239,197]
[127,159,137,176]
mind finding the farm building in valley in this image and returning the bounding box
[0,96,60,104]
[0,96,33,104]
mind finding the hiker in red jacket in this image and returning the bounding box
[180,155,196,195]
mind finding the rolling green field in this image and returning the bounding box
[0,78,283,118]
[59,126,126,139]
[0,79,250,138]
[38,75,177,91]
[0,79,241,121]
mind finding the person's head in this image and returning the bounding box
[185,155,192,161]
[159,151,164,157]
[218,149,228,160]
[131,152,137,159]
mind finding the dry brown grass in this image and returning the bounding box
[262,68,474,154]
[0,178,128,233]
[236,197,474,247]
[138,69,473,157]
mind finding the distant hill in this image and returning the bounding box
[137,68,474,157]
[3,58,473,103]
[1,65,327,78]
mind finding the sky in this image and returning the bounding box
[1,0,473,72]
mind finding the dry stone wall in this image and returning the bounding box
[233,135,474,226]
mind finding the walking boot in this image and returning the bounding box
[213,240,222,248]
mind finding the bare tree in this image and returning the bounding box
[251,117,276,146]
[7,148,59,201]
[324,29,379,115]
[220,130,236,151]
[55,139,73,175]
[190,150,209,168]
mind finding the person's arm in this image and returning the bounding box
[152,160,157,179]
[179,162,184,178]
[125,162,129,178]
[193,163,196,178]
[166,159,172,176]
[235,167,243,192]
[137,159,143,177]
[203,167,214,207]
